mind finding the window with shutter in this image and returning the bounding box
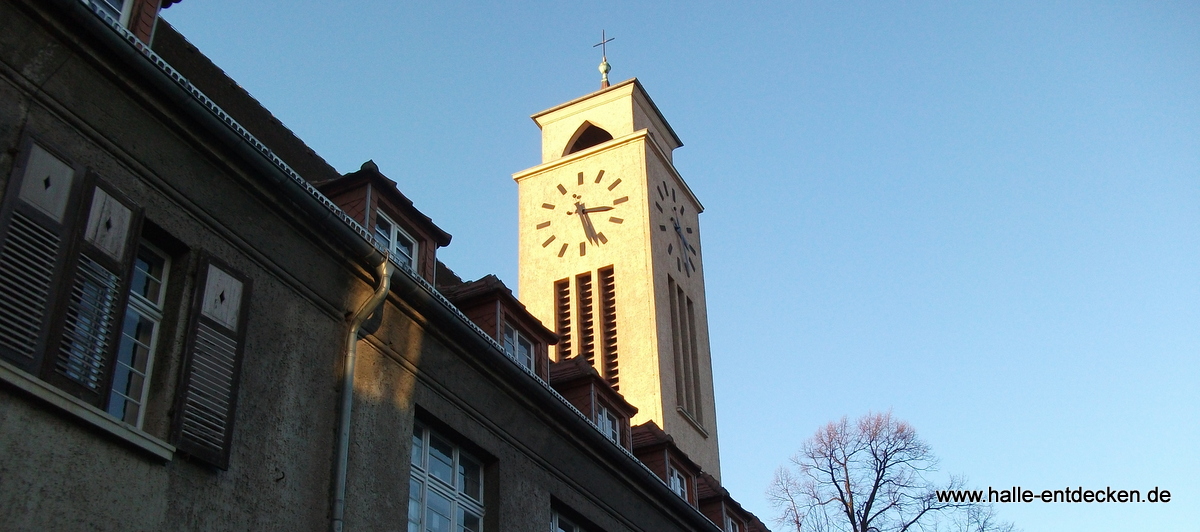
[170,256,251,470]
[45,186,143,406]
[0,140,160,412]
[0,141,86,372]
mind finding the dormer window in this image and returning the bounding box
[596,405,619,443]
[373,213,417,271]
[502,323,534,370]
[668,465,688,500]
[725,516,741,532]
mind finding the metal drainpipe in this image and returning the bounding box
[331,259,394,532]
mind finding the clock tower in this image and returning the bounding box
[514,78,721,479]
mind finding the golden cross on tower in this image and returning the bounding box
[593,30,614,89]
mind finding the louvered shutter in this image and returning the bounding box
[44,185,142,406]
[171,256,251,469]
[0,140,86,373]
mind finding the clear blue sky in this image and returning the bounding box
[164,2,1198,530]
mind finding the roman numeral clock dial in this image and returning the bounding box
[536,169,626,257]
[655,180,697,277]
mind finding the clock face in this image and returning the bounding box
[534,169,627,258]
[654,180,698,277]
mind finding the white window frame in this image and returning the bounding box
[551,510,580,532]
[106,241,170,428]
[595,405,618,443]
[409,422,484,532]
[668,464,688,500]
[502,323,534,370]
[93,0,136,26]
[374,212,419,271]
[725,515,741,532]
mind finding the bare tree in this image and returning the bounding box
[768,411,1013,532]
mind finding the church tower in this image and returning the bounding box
[514,78,721,479]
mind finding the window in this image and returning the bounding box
[725,516,741,532]
[0,142,148,412]
[668,464,688,500]
[0,139,250,468]
[410,422,484,532]
[503,323,533,370]
[374,213,418,271]
[95,0,133,25]
[595,405,618,444]
[551,510,581,532]
[106,242,170,426]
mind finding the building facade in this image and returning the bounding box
[0,1,766,531]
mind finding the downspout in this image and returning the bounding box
[331,259,394,532]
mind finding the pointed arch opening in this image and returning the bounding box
[564,122,614,156]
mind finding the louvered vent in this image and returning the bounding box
[180,321,238,455]
[55,254,120,391]
[576,272,595,365]
[598,266,619,389]
[554,279,571,360]
[0,212,60,360]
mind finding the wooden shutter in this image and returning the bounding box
[0,139,87,373]
[44,184,143,406]
[171,256,252,469]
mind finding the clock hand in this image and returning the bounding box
[671,218,694,251]
[581,206,613,213]
[576,202,599,244]
[584,214,600,244]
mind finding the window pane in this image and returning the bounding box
[412,430,425,468]
[374,217,393,249]
[96,0,124,20]
[428,435,455,486]
[517,336,532,369]
[603,411,618,442]
[396,233,415,257]
[555,514,577,532]
[116,310,155,371]
[457,507,481,532]
[408,478,424,532]
[425,490,452,532]
[129,246,166,304]
[458,454,482,501]
[503,324,516,358]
